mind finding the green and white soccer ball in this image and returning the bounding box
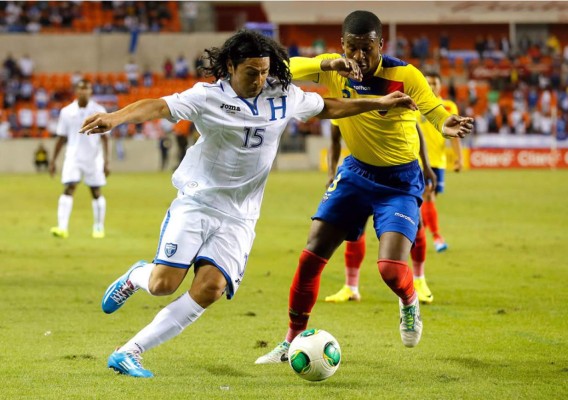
[288,328,341,381]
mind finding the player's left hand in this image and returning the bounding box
[453,158,463,172]
[103,161,110,177]
[442,115,474,138]
[423,165,437,192]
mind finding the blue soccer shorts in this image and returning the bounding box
[313,156,424,242]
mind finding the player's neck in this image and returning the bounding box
[78,100,88,108]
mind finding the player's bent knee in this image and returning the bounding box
[148,278,180,296]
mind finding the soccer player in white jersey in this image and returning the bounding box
[49,79,110,239]
[80,29,418,378]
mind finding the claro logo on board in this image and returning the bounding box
[469,149,568,169]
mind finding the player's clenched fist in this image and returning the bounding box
[325,58,363,81]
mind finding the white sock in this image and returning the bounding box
[57,194,73,230]
[119,293,205,354]
[348,285,359,294]
[92,196,106,231]
[129,262,154,293]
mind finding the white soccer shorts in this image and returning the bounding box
[154,193,256,299]
[61,159,106,187]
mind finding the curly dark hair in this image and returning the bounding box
[199,29,292,90]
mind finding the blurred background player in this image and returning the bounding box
[324,121,436,304]
[419,71,463,252]
[49,79,110,239]
[34,142,49,172]
[256,10,473,364]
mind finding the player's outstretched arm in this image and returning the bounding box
[326,123,342,187]
[48,136,67,177]
[442,115,474,139]
[80,99,172,135]
[318,91,417,120]
[417,123,437,191]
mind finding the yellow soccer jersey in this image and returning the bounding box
[291,54,451,166]
[417,98,458,169]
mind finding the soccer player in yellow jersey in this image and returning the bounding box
[419,71,463,253]
[256,10,473,363]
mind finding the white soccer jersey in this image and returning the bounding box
[56,100,108,164]
[162,78,325,219]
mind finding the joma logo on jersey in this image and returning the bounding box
[220,104,241,112]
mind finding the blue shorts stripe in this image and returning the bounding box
[154,209,171,263]
[154,259,191,269]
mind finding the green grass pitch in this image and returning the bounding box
[0,169,567,399]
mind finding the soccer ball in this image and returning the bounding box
[288,328,341,381]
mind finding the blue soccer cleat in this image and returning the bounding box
[108,351,154,378]
[101,260,147,314]
[434,238,448,253]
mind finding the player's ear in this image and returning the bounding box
[379,37,384,51]
[227,60,235,76]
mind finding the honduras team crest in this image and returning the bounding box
[165,243,178,257]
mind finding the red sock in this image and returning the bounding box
[287,249,328,342]
[410,227,426,277]
[422,201,440,239]
[378,259,416,305]
[345,233,365,287]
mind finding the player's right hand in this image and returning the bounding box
[325,175,335,188]
[80,113,115,135]
[329,58,363,81]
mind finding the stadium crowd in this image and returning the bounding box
[0,1,176,33]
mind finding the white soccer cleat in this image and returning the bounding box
[92,227,105,239]
[399,296,423,348]
[254,341,290,364]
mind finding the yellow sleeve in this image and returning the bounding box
[289,57,322,82]
[289,54,342,83]
[404,65,451,134]
[424,105,451,134]
[330,119,339,126]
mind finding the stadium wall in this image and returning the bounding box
[3,138,567,174]
[0,33,233,73]
[0,138,327,174]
